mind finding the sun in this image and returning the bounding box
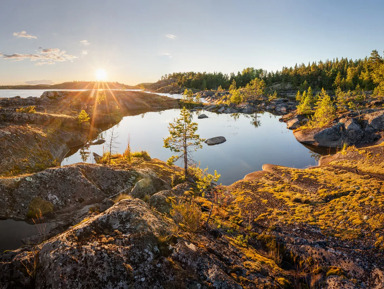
[95,68,107,81]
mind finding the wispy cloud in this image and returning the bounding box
[80,40,90,46]
[81,50,88,55]
[25,80,53,85]
[13,31,37,39]
[165,34,176,40]
[1,48,77,65]
[161,52,172,58]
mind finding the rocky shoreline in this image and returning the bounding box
[0,90,178,176]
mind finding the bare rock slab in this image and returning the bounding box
[205,136,226,145]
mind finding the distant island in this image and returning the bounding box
[0,81,137,90]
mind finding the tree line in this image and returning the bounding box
[160,50,384,96]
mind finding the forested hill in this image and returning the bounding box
[143,50,384,95]
[0,81,136,90]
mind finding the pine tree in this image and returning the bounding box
[77,110,90,124]
[312,88,336,127]
[230,90,243,104]
[183,89,194,103]
[297,95,312,115]
[296,90,302,102]
[163,107,205,177]
[229,79,237,92]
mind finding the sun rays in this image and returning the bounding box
[95,69,107,81]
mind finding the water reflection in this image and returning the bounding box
[63,109,320,185]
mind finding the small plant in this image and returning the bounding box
[16,106,36,113]
[326,266,344,277]
[183,89,194,103]
[27,197,54,218]
[77,110,90,124]
[131,150,151,161]
[268,91,278,101]
[114,194,132,203]
[123,140,132,163]
[170,200,202,232]
[230,90,243,105]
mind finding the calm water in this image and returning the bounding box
[63,109,319,185]
[0,219,37,252]
[0,89,88,98]
[0,89,183,99]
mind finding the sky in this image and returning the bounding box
[1,0,384,85]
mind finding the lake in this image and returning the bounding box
[0,89,183,99]
[63,109,319,185]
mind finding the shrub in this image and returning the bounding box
[27,197,54,218]
[326,266,344,277]
[230,90,243,105]
[132,151,151,161]
[297,94,312,115]
[311,89,336,127]
[16,106,36,113]
[77,110,90,124]
[171,201,202,232]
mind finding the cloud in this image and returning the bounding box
[161,52,172,58]
[1,48,77,65]
[80,40,90,46]
[165,34,176,40]
[25,80,53,85]
[13,31,37,39]
[81,50,88,55]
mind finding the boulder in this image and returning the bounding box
[224,107,237,114]
[344,118,364,144]
[287,117,301,130]
[276,105,287,114]
[204,105,216,111]
[242,105,255,114]
[149,190,173,213]
[365,110,384,131]
[314,123,345,147]
[293,129,318,145]
[202,91,215,97]
[198,114,208,119]
[90,139,105,145]
[130,177,157,199]
[205,136,226,146]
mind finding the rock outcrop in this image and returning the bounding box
[0,90,179,175]
[205,136,226,146]
[290,110,384,148]
[1,148,384,288]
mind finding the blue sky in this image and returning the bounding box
[1,0,384,85]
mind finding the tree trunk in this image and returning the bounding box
[183,123,188,178]
[184,145,188,178]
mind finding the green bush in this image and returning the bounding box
[16,106,36,113]
[132,151,151,161]
[77,110,90,124]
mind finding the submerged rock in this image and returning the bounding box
[205,136,226,146]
